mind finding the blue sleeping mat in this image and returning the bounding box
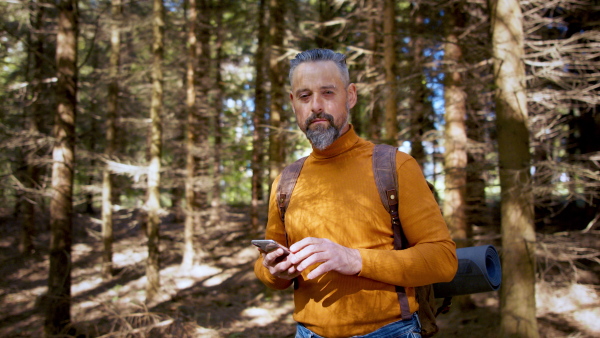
[433,245,502,298]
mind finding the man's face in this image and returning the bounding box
[289,61,357,150]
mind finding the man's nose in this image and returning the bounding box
[310,95,324,113]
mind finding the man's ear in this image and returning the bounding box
[289,91,295,113]
[347,83,358,109]
[290,91,296,114]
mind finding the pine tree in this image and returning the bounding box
[45,0,77,333]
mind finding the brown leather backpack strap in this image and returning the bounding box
[276,157,307,291]
[373,144,412,321]
[276,156,308,224]
[373,144,405,249]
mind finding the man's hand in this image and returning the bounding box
[261,248,301,280]
[289,237,362,280]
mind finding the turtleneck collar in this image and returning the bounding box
[310,124,360,160]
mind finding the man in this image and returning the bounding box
[254,49,457,338]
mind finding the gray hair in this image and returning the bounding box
[289,49,350,87]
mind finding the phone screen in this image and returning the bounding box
[251,239,290,254]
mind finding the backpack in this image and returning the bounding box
[276,143,451,337]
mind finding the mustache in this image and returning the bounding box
[305,112,335,127]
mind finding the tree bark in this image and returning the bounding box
[443,2,470,247]
[382,0,398,145]
[316,0,336,50]
[20,0,46,255]
[183,0,211,270]
[210,2,224,224]
[252,0,269,230]
[146,0,164,303]
[367,0,382,142]
[268,0,286,183]
[408,6,426,167]
[181,0,198,273]
[45,0,77,334]
[101,0,122,279]
[490,0,539,336]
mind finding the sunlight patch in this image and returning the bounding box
[575,308,600,333]
[190,264,223,279]
[113,250,147,267]
[240,303,295,326]
[72,277,103,295]
[537,283,599,314]
[218,247,259,266]
[537,282,600,335]
[163,264,224,289]
[203,268,240,287]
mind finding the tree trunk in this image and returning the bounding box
[252,0,269,230]
[367,0,382,142]
[182,0,200,271]
[443,2,470,248]
[183,0,211,270]
[316,0,335,50]
[490,0,539,336]
[210,3,224,224]
[146,0,164,303]
[19,0,46,255]
[466,111,487,228]
[408,7,426,167]
[268,0,286,182]
[382,0,398,145]
[195,0,211,244]
[101,0,122,279]
[45,0,77,334]
[443,2,474,311]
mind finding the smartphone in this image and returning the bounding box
[251,239,290,254]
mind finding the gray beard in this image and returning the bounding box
[306,123,340,150]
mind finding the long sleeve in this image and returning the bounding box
[357,155,457,287]
[253,176,294,290]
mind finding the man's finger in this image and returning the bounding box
[289,237,322,253]
[306,262,331,280]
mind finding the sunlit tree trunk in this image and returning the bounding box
[444,1,474,311]
[269,0,286,182]
[145,0,164,303]
[183,0,211,270]
[210,3,224,224]
[443,2,469,247]
[45,0,77,334]
[252,0,269,230]
[101,0,121,279]
[181,0,198,272]
[383,0,398,145]
[490,0,539,336]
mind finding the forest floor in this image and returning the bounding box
[0,205,599,337]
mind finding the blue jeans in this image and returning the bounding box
[295,313,422,338]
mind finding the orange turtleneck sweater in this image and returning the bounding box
[254,126,457,337]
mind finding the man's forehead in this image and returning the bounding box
[294,60,337,73]
[292,61,343,86]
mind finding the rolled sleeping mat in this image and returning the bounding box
[433,245,502,298]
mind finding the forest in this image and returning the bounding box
[0,0,599,337]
